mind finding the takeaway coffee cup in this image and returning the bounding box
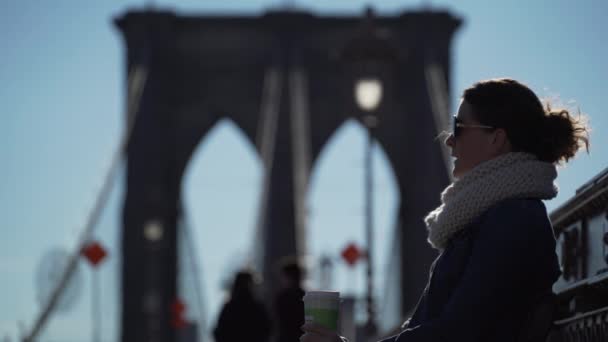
[303,291,340,332]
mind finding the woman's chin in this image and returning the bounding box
[452,163,468,179]
[452,161,461,179]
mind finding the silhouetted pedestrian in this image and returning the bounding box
[274,258,306,342]
[214,270,272,342]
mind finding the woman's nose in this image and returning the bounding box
[445,133,455,147]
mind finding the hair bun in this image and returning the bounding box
[536,107,589,164]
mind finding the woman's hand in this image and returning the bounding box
[300,323,345,342]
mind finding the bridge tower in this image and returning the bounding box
[116,8,460,341]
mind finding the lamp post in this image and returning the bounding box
[356,78,381,338]
[344,8,397,338]
[342,8,396,337]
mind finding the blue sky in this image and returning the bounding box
[1,0,607,341]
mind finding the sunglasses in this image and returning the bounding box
[452,115,495,138]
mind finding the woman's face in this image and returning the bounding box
[445,100,506,178]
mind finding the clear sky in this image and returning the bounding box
[1,0,607,341]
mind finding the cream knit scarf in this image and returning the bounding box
[424,152,558,250]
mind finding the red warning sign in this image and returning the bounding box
[171,298,188,329]
[81,241,107,267]
[341,243,363,267]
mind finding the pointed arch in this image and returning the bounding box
[307,119,399,317]
[181,118,263,338]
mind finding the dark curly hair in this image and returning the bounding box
[462,78,589,164]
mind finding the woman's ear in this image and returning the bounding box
[492,128,512,153]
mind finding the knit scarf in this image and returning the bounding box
[424,152,558,250]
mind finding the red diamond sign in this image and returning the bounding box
[171,298,188,329]
[81,241,108,267]
[341,243,362,267]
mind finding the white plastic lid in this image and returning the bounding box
[302,291,340,302]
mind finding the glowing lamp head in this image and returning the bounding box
[355,78,383,111]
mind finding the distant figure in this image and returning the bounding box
[275,259,306,342]
[214,270,272,342]
[302,78,590,342]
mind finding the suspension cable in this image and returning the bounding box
[23,65,148,342]
[424,61,453,179]
[179,211,208,340]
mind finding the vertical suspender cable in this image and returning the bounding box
[253,68,282,269]
[289,67,311,258]
[179,212,208,341]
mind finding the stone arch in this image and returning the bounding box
[307,118,399,305]
[181,117,263,331]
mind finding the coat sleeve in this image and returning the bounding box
[390,200,553,342]
[257,301,273,341]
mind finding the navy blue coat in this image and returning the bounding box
[381,198,561,342]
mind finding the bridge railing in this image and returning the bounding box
[548,166,608,342]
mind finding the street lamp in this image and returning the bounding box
[360,91,379,337]
[355,78,383,112]
[342,7,396,338]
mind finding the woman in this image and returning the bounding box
[301,78,589,342]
